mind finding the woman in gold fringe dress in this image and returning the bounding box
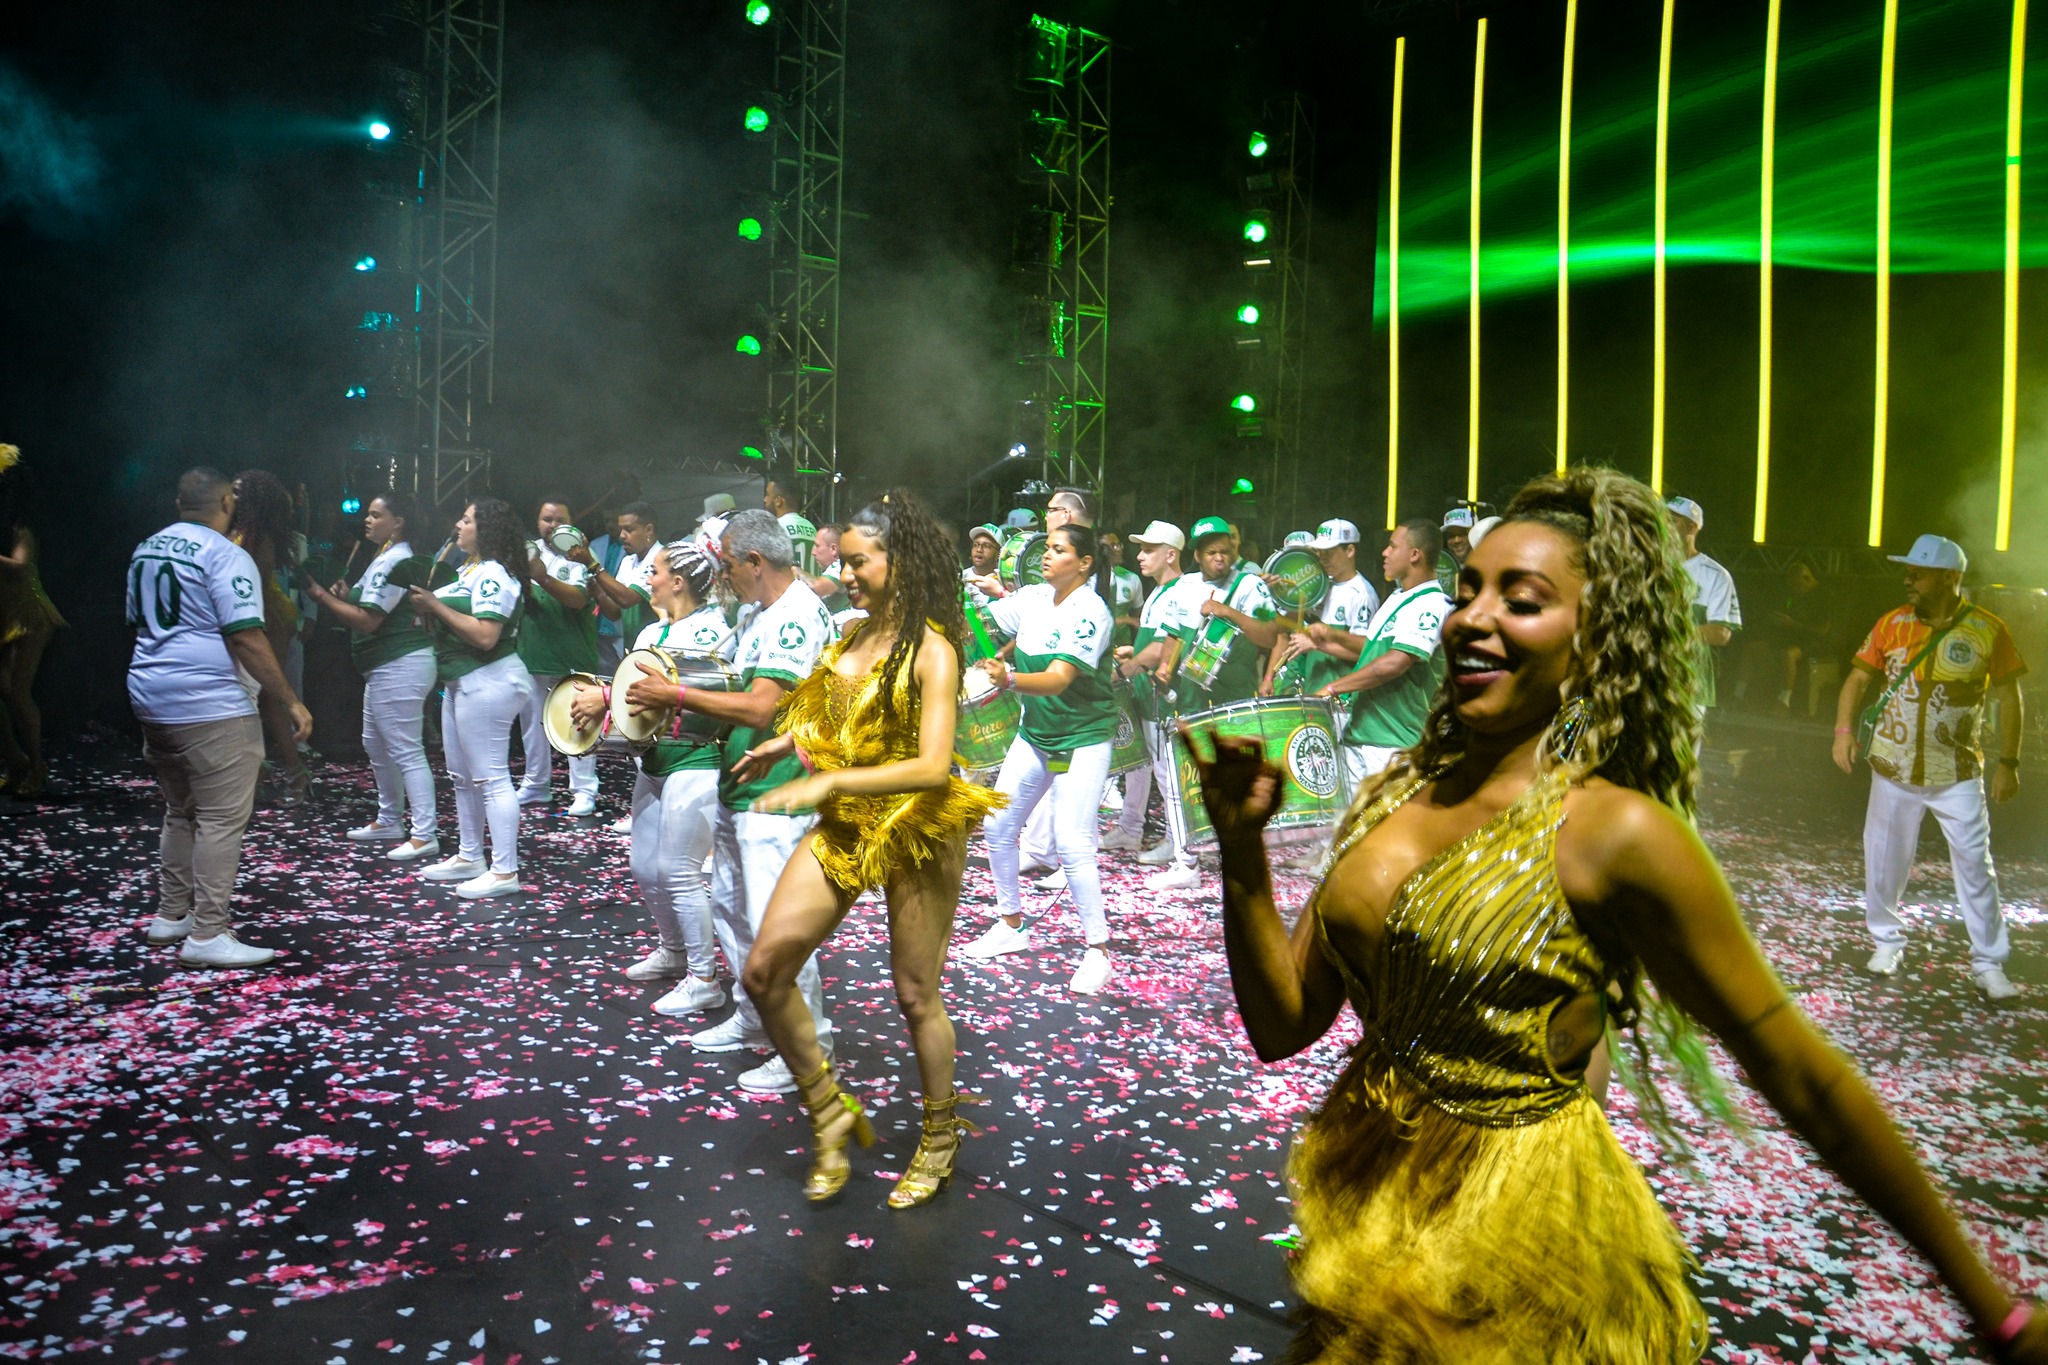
[1185,468,2045,1364]
[736,490,1005,1208]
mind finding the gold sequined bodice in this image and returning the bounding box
[1313,768,1610,1128]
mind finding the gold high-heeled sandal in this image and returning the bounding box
[888,1090,980,1210]
[797,1059,874,1202]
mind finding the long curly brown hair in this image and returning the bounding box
[845,489,967,724]
[230,470,300,569]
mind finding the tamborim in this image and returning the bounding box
[955,668,1022,773]
[1179,615,1239,692]
[1263,547,1329,617]
[1175,696,1350,849]
[548,524,589,556]
[998,531,1046,590]
[611,648,741,749]
[543,672,609,756]
[1108,677,1148,775]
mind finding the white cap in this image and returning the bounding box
[1468,515,1502,549]
[702,491,737,518]
[1665,495,1704,529]
[1441,506,1476,530]
[1131,519,1186,551]
[1888,534,1968,572]
[1308,518,1359,550]
[1281,530,1314,548]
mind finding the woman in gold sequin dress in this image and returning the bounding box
[1187,469,2046,1364]
[736,490,1004,1208]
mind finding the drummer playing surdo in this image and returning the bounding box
[1110,521,1204,874]
[1262,517,1381,699]
[565,540,735,1016]
[515,496,603,817]
[674,509,838,1094]
[1318,518,1452,788]
[959,524,1122,994]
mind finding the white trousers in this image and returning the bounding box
[1341,743,1400,792]
[986,737,1114,945]
[1863,773,2010,972]
[1118,760,1151,838]
[1022,796,1057,867]
[630,767,720,978]
[1149,718,1197,869]
[442,655,529,874]
[709,804,831,1045]
[362,649,438,840]
[518,672,598,801]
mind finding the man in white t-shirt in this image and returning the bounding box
[1110,521,1197,864]
[1264,517,1381,699]
[128,468,312,969]
[1667,496,1742,715]
[1321,519,1451,787]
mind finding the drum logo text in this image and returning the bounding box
[1286,724,1341,800]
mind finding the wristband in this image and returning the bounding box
[1000,665,1015,692]
[1834,727,1852,735]
[600,683,612,708]
[675,683,688,709]
[1986,1302,2033,1350]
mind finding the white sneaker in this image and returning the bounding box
[1069,947,1112,996]
[146,915,193,945]
[1974,968,2021,1007]
[347,821,405,842]
[179,933,277,968]
[456,871,523,900]
[1034,867,1068,892]
[388,837,441,863]
[960,920,1032,960]
[566,793,598,818]
[1865,943,1907,977]
[1099,828,1143,852]
[737,1054,797,1094]
[419,855,487,883]
[609,814,633,834]
[625,946,690,981]
[690,1014,771,1053]
[1146,862,1201,893]
[1136,842,1176,866]
[653,976,728,1016]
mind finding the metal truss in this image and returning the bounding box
[1240,93,1315,535]
[411,0,503,513]
[1017,16,1110,500]
[765,0,847,522]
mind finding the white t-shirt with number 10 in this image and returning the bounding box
[126,521,267,725]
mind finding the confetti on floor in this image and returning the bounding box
[0,733,2040,1363]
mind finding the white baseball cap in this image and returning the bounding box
[1309,518,1359,550]
[1467,515,1503,549]
[1131,520,1186,551]
[1887,534,1967,572]
[1665,496,1704,529]
[702,491,737,518]
[1441,506,1476,531]
[1281,529,1314,548]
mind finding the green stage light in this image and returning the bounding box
[1248,131,1269,158]
[744,105,771,134]
[741,445,765,460]
[1242,217,1269,245]
[737,216,764,241]
[1236,302,1261,325]
[1231,393,1258,413]
[745,1,772,25]
[1230,477,1256,495]
[736,334,762,356]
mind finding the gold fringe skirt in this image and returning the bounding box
[810,777,1005,894]
[1285,1052,1708,1365]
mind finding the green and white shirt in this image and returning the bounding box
[780,512,818,576]
[1170,568,1277,706]
[718,580,834,811]
[517,541,600,677]
[636,605,734,777]
[1109,565,1144,647]
[126,521,267,725]
[990,582,1117,752]
[615,544,664,648]
[348,540,433,674]
[1284,572,1380,696]
[431,559,525,682]
[1341,581,1449,748]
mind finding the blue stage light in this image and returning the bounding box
[354,256,377,272]
[368,121,392,141]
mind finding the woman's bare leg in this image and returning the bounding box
[258,623,306,786]
[883,831,968,1101]
[0,629,48,786]
[743,834,857,1086]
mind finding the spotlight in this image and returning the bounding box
[737,216,764,241]
[1230,477,1256,496]
[745,0,772,23]
[1008,442,1029,458]
[744,105,771,134]
[368,121,392,141]
[736,334,763,356]
[1230,393,1258,413]
[354,256,377,272]
[345,385,369,400]
[1247,131,1270,158]
[341,495,363,515]
[1242,216,1270,245]
[741,444,765,460]
[1235,303,1260,326]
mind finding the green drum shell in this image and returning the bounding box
[998,532,1046,590]
[964,601,1008,663]
[1175,696,1350,849]
[955,677,1022,772]
[1179,615,1237,692]
[1108,679,1148,774]
[1263,547,1329,617]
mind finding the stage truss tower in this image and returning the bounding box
[1236,94,1315,534]
[411,0,503,512]
[1016,16,1110,499]
[765,0,847,522]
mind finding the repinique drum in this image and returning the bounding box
[548,524,589,556]
[955,668,1022,772]
[1179,615,1239,692]
[998,532,1046,590]
[611,649,741,749]
[1108,678,1148,775]
[543,672,608,756]
[1263,547,1329,617]
[1175,696,1350,849]
[964,600,1009,662]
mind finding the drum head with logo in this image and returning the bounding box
[1264,547,1329,616]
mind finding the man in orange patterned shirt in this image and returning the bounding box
[1832,535,2024,1007]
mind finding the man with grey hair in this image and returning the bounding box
[129,467,313,968]
[673,508,839,1091]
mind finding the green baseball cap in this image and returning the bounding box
[1190,515,1233,545]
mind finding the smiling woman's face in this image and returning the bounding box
[1443,520,1584,735]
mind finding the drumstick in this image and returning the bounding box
[965,606,998,661]
[341,538,364,581]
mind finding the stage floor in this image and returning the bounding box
[1,736,2042,1364]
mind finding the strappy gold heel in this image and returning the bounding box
[797,1059,874,1202]
[888,1091,980,1210]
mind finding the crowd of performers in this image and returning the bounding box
[117,460,2044,1361]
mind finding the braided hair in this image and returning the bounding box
[660,538,725,610]
[845,490,967,724]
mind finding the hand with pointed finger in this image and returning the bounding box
[1176,724,1284,845]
